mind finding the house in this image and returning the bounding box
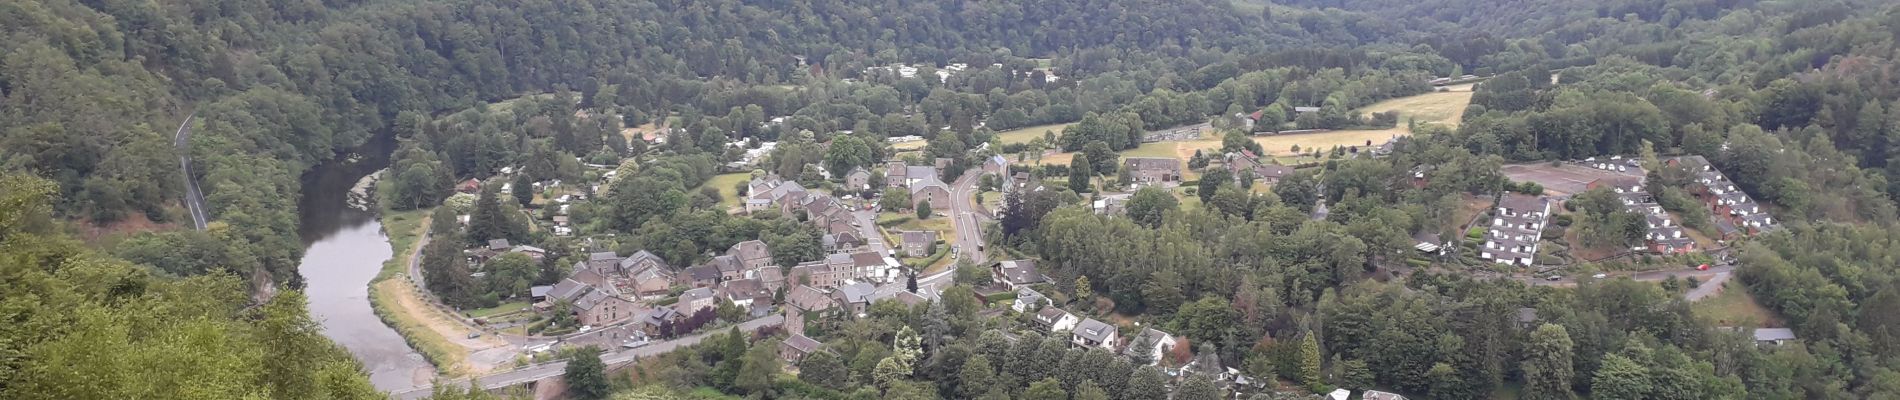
[682,265,722,288]
[1292,106,1321,114]
[884,161,911,188]
[727,240,775,275]
[509,245,548,262]
[1481,194,1550,266]
[1122,157,1182,185]
[585,251,622,273]
[632,307,682,337]
[627,266,675,299]
[994,260,1047,288]
[747,177,809,213]
[822,232,865,254]
[676,287,716,314]
[1034,307,1080,333]
[831,282,877,317]
[1226,151,1293,185]
[1123,328,1176,366]
[844,167,872,191]
[1327,389,1351,400]
[705,255,747,282]
[780,334,825,364]
[1008,172,1035,192]
[899,230,939,258]
[530,285,553,302]
[983,155,1010,176]
[757,265,787,292]
[1010,287,1047,313]
[1093,192,1133,215]
[785,285,838,315]
[457,178,483,194]
[1516,308,1539,329]
[719,279,772,310]
[1363,390,1409,400]
[1071,318,1119,350]
[544,272,636,326]
[1754,328,1797,346]
[1413,232,1444,254]
[616,250,670,276]
[911,180,951,210]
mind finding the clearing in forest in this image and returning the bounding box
[1353,83,1477,129]
[995,123,1074,145]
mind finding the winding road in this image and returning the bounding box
[172,113,208,230]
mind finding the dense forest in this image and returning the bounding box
[9,0,1900,398]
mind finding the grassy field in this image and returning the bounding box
[1694,283,1784,327]
[466,301,531,319]
[376,208,431,280]
[1017,141,1181,167]
[1354,84,1476,129]
[365,208,471,376]
[891,140,929,150]
[995,123,1073,145]
[700,173,751,210]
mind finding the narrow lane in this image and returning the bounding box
[172,113,208,230]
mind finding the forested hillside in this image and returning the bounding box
[0,174,384,399]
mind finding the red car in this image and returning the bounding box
[1696,264,1711,271]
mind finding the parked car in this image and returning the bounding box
[1696,263,1711,271]
[1592,273,1608,279]
[1546,275,1562,281]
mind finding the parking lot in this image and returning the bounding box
[1501,161,1645,196]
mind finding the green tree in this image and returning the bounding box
[1199,167,1232,203]
[917,200,933,219]
[1074,380,1110,400]
[1590,354,1650,400]
[826,136,874,178]
[1075,276,1094,307]
[1523,324,1576,400]
[1175,373,1222,400]
[1297,334,1323,390]
[798,351,850,390]
[1083,141,1119,176]
[511,174,534,206]
[1071,152,1095,193]
[880,187,912,210]
[958,354,997,399]
[1024,377,1068,400]
[1141,270,1187,315]
[1124,187,1179,228]
[735,338,781,395]
[1127,366,1170,400]
[1339,358,1372,390]
[565,347,610,400]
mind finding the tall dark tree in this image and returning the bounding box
[565,347,610,400]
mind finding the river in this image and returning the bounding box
[296,134,435,391]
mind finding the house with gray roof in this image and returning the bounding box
[994,260,1046,289]
[1123,328,1176,366]
[1010,287,1047,313]
[676,287,716,314]
[1071,318,1119,350]
[899,230,938,258]
[727,240,774,275]
[1034,307,1079,333]
[1123,157,1182,186]
[785,285,837,315]
[1754,328,1797,345]
[831,282,877,317]
[586,251,621,272]
[780,334,825,364]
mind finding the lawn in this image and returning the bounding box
[1694,283,1784,328]
[891,140,929,151]
[995,123,1074,145]
[466,301,531,319]
[893,214,954,234]
[700,173,751,210]
[1353,85,1476,129]
[1015,142,1182,167]
[376,207,431,280]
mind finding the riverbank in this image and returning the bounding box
[365,208,471,377]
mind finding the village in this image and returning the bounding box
[391,74,1809,400]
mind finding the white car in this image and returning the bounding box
[1592,273,1608,279]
